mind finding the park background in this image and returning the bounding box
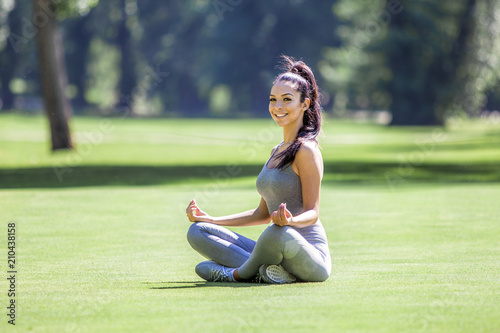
[1,0,500,332]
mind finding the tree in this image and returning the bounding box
[0,1,19,110]
[114,0,138,115]
[321,0,500,126]
[64,9,93,112]
[385,1,478,125]
[445,0,500,119]
[6,0,498,120]
[33,0,74,150]
[137,1,209,116]
[33,0,99,150]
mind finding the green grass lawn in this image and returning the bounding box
[0,113,499,332]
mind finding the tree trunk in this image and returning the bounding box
[66,12,93,112]
[0,4,23,110]
[114,0,137,115]
[0,51,16,110]
[33,0,73,150]
[446,0,477,115]
[387,4,442,126]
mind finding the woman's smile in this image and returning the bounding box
[269,81,308,128]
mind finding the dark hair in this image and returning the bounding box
[273,55,322,169]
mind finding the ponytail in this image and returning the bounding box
[273,55,322,169]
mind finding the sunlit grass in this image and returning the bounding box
[1,113,500,169]
[0,113,499,332]
[1,182,499,332]
[0,114,500,182]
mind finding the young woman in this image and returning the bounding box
[185,56,331,283]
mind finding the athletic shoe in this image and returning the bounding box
[257,264,297,284]
[195,261,235,282]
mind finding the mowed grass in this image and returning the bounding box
[0,113,499,332]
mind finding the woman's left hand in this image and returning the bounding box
[271,203,293,226]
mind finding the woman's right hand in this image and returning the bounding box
[186,199,211,223]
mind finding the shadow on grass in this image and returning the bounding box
[323,161,500,184]
[1,161,500,189]
[0,164,263,189]
[143,281,267,289]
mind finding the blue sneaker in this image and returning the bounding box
[195,261,235,282]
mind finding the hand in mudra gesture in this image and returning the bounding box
[271,203,293,226]
[186,199,211,223]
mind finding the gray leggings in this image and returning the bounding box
[187,222,331,282]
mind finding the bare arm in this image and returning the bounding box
[186,197,271,227]
[271,141,323,228]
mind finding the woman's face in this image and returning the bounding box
[269,81,310,128]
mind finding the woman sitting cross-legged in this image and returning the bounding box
[185,56,331,284]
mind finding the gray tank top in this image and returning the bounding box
[256,145,304,216]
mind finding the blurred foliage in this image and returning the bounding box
[322,0,500,125]
[1,0,500,125]
[55,0,99,18]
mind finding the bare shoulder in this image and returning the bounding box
[294,140,323,176]
[296,140,322,161]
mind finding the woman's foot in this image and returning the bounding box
[257,264,297,284]
[195,261,236,282]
